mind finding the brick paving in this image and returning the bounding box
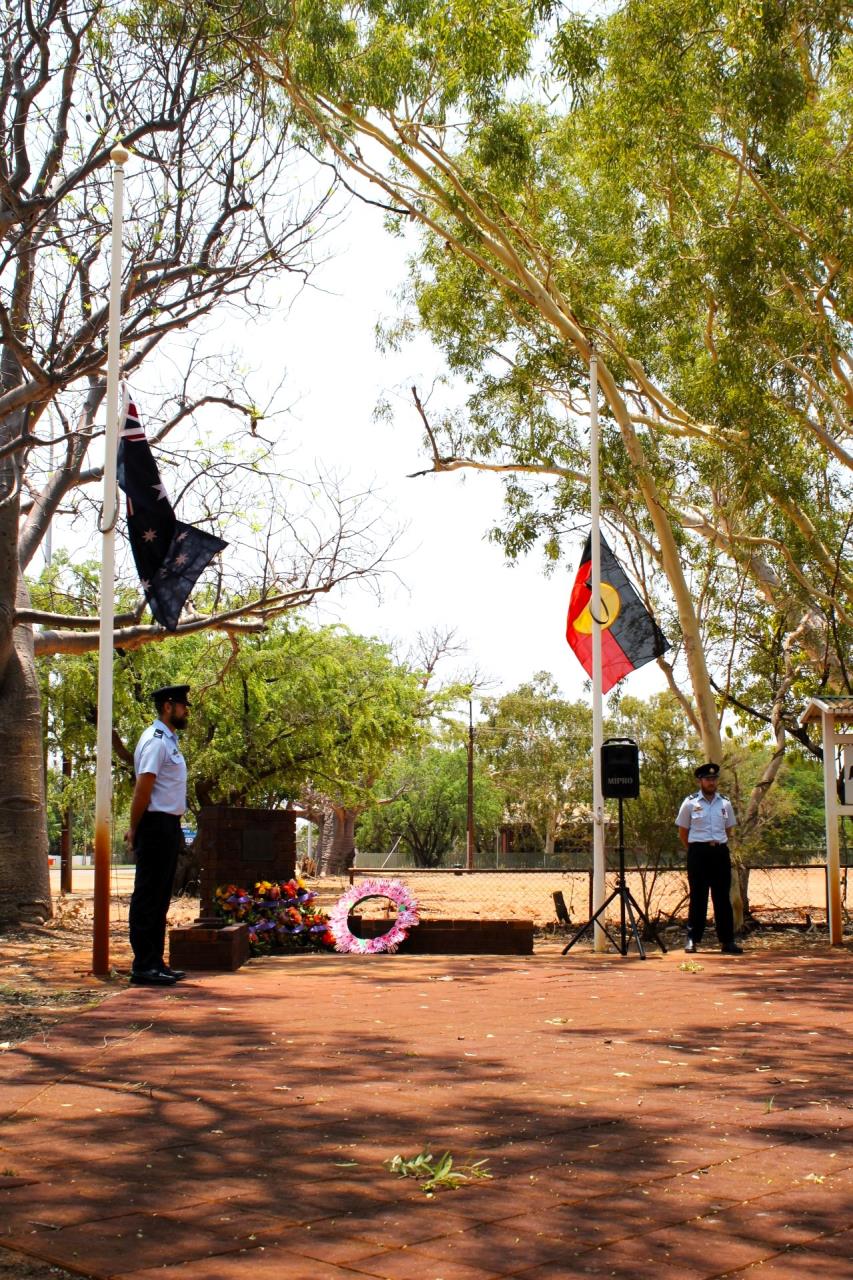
[0,943,850,1279]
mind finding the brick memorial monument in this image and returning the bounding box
[169,806,297,971]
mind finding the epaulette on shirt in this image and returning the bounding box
[154,729,164,738]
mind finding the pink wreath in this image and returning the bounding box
[330,878,420,954]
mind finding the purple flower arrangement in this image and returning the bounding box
[214,878,335,955]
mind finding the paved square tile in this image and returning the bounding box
[0,947,850,1280]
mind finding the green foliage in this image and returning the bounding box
[35,560,432,830]
[277,0,540,114]
[606,693,701,855]
[35,558,218,800]
[37,542,828,863]
[356,743,504,866]
[760,753,827,853]
[732,746,828,858]
[385,1148,492,1194]
[183,621,430,811]
[266,0,852,761]
[550,13,605,102]
[480,674,593,854]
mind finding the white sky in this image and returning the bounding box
[234,191,668,706]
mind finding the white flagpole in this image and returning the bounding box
[590,350,606,951]
[93,142,129,977]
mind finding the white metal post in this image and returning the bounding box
[92,142,129,976]
[589,351,606,951]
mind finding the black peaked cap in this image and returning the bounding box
[152,684,191,706]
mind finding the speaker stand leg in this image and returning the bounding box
[622,889,646,959]
[624,886,668,954]
[562,888,623,955]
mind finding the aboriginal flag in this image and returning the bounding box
[116,393,227,632]
[566,532,670,693]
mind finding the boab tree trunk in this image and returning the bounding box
[319,803,359,876]
[0,574,50,924]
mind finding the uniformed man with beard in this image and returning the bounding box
[676,762,743,955]
[125,684,191,985]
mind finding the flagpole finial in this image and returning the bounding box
[110,141,130,166]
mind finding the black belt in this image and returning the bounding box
[691,839,726,847]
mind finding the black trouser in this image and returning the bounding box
[686,842,735,948]
[129,811,181,972]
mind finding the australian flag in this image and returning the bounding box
[116,391,227,631]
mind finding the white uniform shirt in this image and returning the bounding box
[675,791,736,843]
[134,719,187,816]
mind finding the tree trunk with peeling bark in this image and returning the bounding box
[0,580,51,925]
[318,803,359,876]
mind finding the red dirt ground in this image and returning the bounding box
[1,907,851,1280]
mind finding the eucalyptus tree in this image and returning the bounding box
[356,743,504,867]
[479,674,593,859]
[606,693,701,857]
[1,0,379,923]
[236,0,851,810]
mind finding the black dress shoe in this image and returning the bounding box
[160,965,186,980]
[684,939,697,953]
[721,944,744,955]
[130,968,177,986]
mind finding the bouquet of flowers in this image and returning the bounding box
[214,878,335,955]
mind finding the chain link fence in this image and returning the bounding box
[307,852,852,932]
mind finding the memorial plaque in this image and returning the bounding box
[197,806,296,919]
[242,827,275,864]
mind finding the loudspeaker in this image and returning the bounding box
[602,738,640,798]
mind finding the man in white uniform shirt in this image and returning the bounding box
[125,684,190,985]
[676,762,743,955]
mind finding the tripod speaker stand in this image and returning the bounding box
[562,738,667,960]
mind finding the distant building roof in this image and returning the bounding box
[800,696,853,725]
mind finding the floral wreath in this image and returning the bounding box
[330,878,420,954]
